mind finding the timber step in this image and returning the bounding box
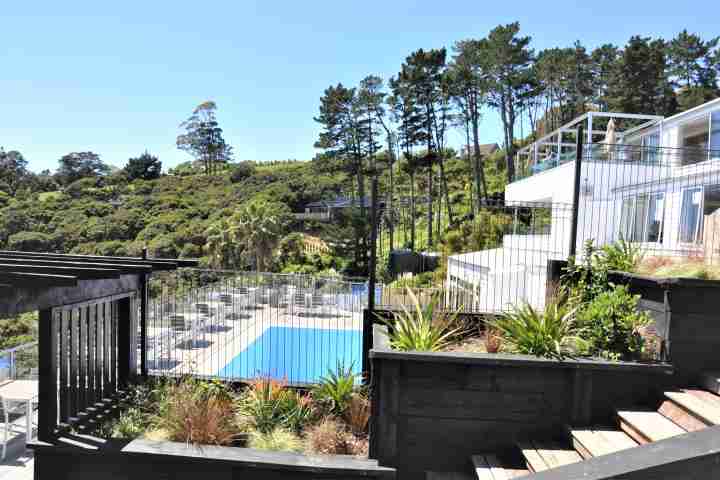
[662,390,720,428]
[618,410,686,444]
[518,441,583,473]
[471,454,529,479]
[570,428,638,459]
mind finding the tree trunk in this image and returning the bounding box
[410,171,416,251]
[470,94,488,209]
[438,155,454,227]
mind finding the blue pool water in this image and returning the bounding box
[217,327,362,384]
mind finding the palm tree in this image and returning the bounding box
[204,219,238,269]
[230,200,289,272]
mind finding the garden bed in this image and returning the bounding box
[369,325,674,480]
[609,270,720,381]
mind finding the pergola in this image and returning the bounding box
[0,250,197,441]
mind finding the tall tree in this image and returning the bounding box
[359,75,398,248]
[666,30,720,110]
[124,151,162,181]
[398,48,449,246]
[451,39,490,211]
[389,75,424,250]
[607,36,677,116]
[315,84,369,273]
[56,151,110,185]
[0,148,29,195]
[229,200,289,272]
[177,101,233,175]
[590,44,621,111]
[478,23,535,183]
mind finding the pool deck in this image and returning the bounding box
[147,299,363,379]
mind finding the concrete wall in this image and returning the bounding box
[369,343,674,480]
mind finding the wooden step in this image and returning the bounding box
[426,472,475,480]
[570,428,638,459]
[471,454,529,479]
[660,390,720,431]
[618,410,686,444]
[701,372,720,395]
[518,441,582,473]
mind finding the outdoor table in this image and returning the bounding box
[0,379,38,445]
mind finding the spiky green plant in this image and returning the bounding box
[491,301,584,360]
[247,427,303,452]
[312,362,358,416]
[384,288,463,352]
[599,236,644,272]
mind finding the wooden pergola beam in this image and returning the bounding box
[0,251,197,270]
[0,264,120,280]
[1,272,78,288]
[0,257,153,274]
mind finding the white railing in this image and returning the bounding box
[0,342,38,383]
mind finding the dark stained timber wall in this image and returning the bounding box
[31,439,396,480]
[369,341,674,480]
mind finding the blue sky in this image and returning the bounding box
[2,1,717,173]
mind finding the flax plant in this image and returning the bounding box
[385,288,463,352]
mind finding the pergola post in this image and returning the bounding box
[37,308,58,441]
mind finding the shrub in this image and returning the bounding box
[384,288,463,352]
[248,427,303,452]
[304,417,357,455]
[239,377,313,434]
[575,285,650,360]
[112,408,147,439]
[312,363,358,416]
[343,394,370,436]
[491,301,584,360]
[155,377,236,445]
[599,236,644,272]
[7,231,55,252]
[484,325,503,354]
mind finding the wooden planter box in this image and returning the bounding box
[369,326,673,480]
[609,271,720,382]
[31,437,395,480]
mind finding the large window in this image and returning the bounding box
[680,112,720,165]
[620,193,665,243]
[679,185,720,244]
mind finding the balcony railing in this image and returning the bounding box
[514,144,720,182]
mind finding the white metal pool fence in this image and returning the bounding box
[146,270,368,384]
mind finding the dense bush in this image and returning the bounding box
[575,285,650,360]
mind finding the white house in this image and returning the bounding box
[447,98,720,313]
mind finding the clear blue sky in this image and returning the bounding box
[2,1,717,173]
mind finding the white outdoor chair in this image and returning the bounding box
[1,396,34,461]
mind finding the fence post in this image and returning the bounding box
[139,247,149,378]
[569,125,584,258]
[38,308,58,441]
[117,296,137,388]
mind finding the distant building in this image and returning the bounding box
[460,143,500,158]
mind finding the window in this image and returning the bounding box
[680,187,703,243]
[620,193,665,243]
[644,133,660,163]
[712,111,720,154]
[680,114,711,165]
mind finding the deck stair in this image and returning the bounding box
[427,375,720,480]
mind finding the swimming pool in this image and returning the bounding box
[217,326,362,384]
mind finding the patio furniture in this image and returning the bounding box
[0,379,38,460]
